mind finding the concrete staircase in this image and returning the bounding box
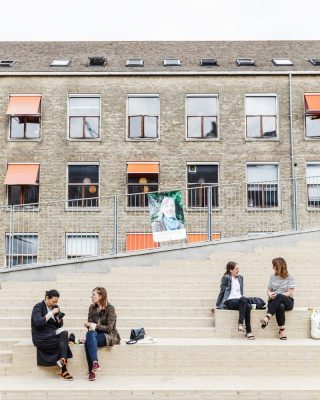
[1,233,320,399]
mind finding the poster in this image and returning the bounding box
[148,190,186,242]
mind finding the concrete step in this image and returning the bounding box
[0,316,214,329]
[0,350,12,364]
[0,338,20,350]
[1,375,320,400]
[8,338,320,377]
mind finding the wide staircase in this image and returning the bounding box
[1,234,320,399]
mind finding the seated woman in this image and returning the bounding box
[216,261,254,340]
[84,287,121,381]
[31,289,73,380]
[260,257,295,340]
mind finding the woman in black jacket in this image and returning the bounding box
[31,289,73,380]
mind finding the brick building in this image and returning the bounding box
[1,41,320,267]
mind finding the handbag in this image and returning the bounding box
[125,328,146,344]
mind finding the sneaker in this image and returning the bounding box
[56,358,66,368]
[92,361,100,372]
[88,371,96,381]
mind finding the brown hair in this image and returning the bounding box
[272,257,289,279]
[93,287,107,309]
[224,261,238,275]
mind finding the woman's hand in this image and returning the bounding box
[84,322,91,328]
[269,292,277,299]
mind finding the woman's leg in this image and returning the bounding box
[57,331,69,361]
[85,331,98,372]
[243,298,252,334]
[225,299,244,331]
[268,294,294,319]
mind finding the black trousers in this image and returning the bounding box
[267,294,294,326]
[225,297,252,333]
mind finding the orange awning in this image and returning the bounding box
[305,95,320,114]
[4,164,39,185]
[127,163,159,174]
[6,96,41,115]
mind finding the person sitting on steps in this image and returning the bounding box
[260,257,295,340]
[31,289,73,380]
[216,261,255,340]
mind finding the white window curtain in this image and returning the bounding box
[247,164,278,183]
[66,234,98,257]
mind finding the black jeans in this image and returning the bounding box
[267,294,294,326]
[225,297,252,334]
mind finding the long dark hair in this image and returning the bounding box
[224,261,238,275]
[93,286,107,309]
[45,289,60,299]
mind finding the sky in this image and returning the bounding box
[1,0,320,41]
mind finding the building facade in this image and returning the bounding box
[1,41,320,267]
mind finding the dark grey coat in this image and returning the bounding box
[31,300,72,366]
[216,274,244,309]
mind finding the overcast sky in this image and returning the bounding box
[2,0,320,41]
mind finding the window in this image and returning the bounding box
[237,58,255,66]
[200,59,218,66]
[164,59,181,66]
[246,96,277,138]
[187,164,219,208]
[127,96,159,139]
[7,95,41,139]
[187,96,218,139]
[69,96,100,139]
[247,164,279,208]
[50,60,70,67]
[88,57,106,66]
[272,59,293,66]
[66,233,99,258]
[306,164,320,208]
[0,60,15,67]
[4,164,39,207]
[304,94,320,138]
[67,164,99,208]
[127,163,159,207]
[126,59,144,67]
[310,59,320,66]
[6,234,38,267]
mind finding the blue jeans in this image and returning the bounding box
[84,331,106,372]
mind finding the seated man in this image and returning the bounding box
[31,289,73,380]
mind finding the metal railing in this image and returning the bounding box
[3,176,320,268]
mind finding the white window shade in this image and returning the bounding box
[128,97,158,115]
[307,165,320,185]
[247,165,278,183]
[246,97,276,115]
[66,234,98,257]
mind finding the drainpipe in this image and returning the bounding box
[289,73,298,230]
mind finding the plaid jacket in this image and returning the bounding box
[87,303,121,346]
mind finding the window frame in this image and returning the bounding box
[304,93,320,140]
[186,162,220,210]
[126,94,160,141]
[67,94,101,141]
[7,94,42,142]
[185,94,219,141]
[5,233,38,268]
[306,162,320,210]
[246,162,280,210]
[65,233,99,258]
[66,162,100,210]
[126,162,160,210]
[245,94,279,141]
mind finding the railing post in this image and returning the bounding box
[292,178,298,231]
[8,205,13,268]
[207,186,213,242]
[113,195,119,254]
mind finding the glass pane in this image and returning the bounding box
[264,186,278,207]
[188,117,201,137]
[84,117,99,138]
[127,173,159,184]
[187,185,219,208]
[187,97,217,116]
[127,184,158,207]
[68,185,99,207]
[247,116,260,137]
[203,117,217,138]
[187,165,218,184]
[6,235,38,254]
[68,165,99,184]
[128,97,158,115]
[25,117,40,138]
[307,165,320,180]
[69,97,100,116]
[8,186,21,205]
[70,117,83,138]
[144,116,158,138]
[67,235,98,257]
[246,96,276,115]
[247,165,278,183]
[262,116,277,137]
[248,187,262,207]
[24,186,39,204]
[10,117,24,138]
[306,116,320,137]
[129,116,142,138]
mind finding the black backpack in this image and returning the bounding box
[247,297,266,309]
